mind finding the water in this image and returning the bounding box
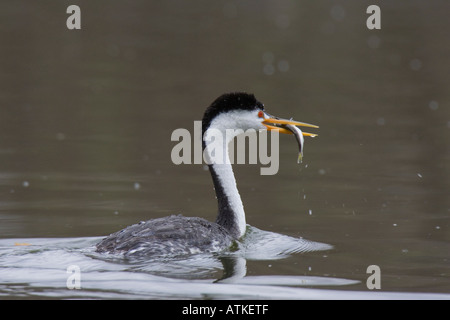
[0,233,447,299]
[1,230,350,299]
[1,1,450,299]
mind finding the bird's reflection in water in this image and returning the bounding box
[117,225,345,287]
[215,256,247,283]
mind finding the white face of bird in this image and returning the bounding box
[206,109,266,140]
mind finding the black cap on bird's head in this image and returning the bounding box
[202,92,264,136]
[202,92,318,136]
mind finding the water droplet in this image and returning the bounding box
[22,181,29,187]
[263,64,275,75]
[410,58,422,71]
[376,117,386,126]
[134,182,141,190]
[428,100,439,111]
[330,5,346,21]
[56,133,66,141]
[277,60,290,72]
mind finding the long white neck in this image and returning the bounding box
[203,126,247,239]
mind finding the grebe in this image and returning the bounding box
[95,92,318,257]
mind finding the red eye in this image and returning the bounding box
[258,111,265,118]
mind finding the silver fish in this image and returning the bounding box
[283,123,304,163]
